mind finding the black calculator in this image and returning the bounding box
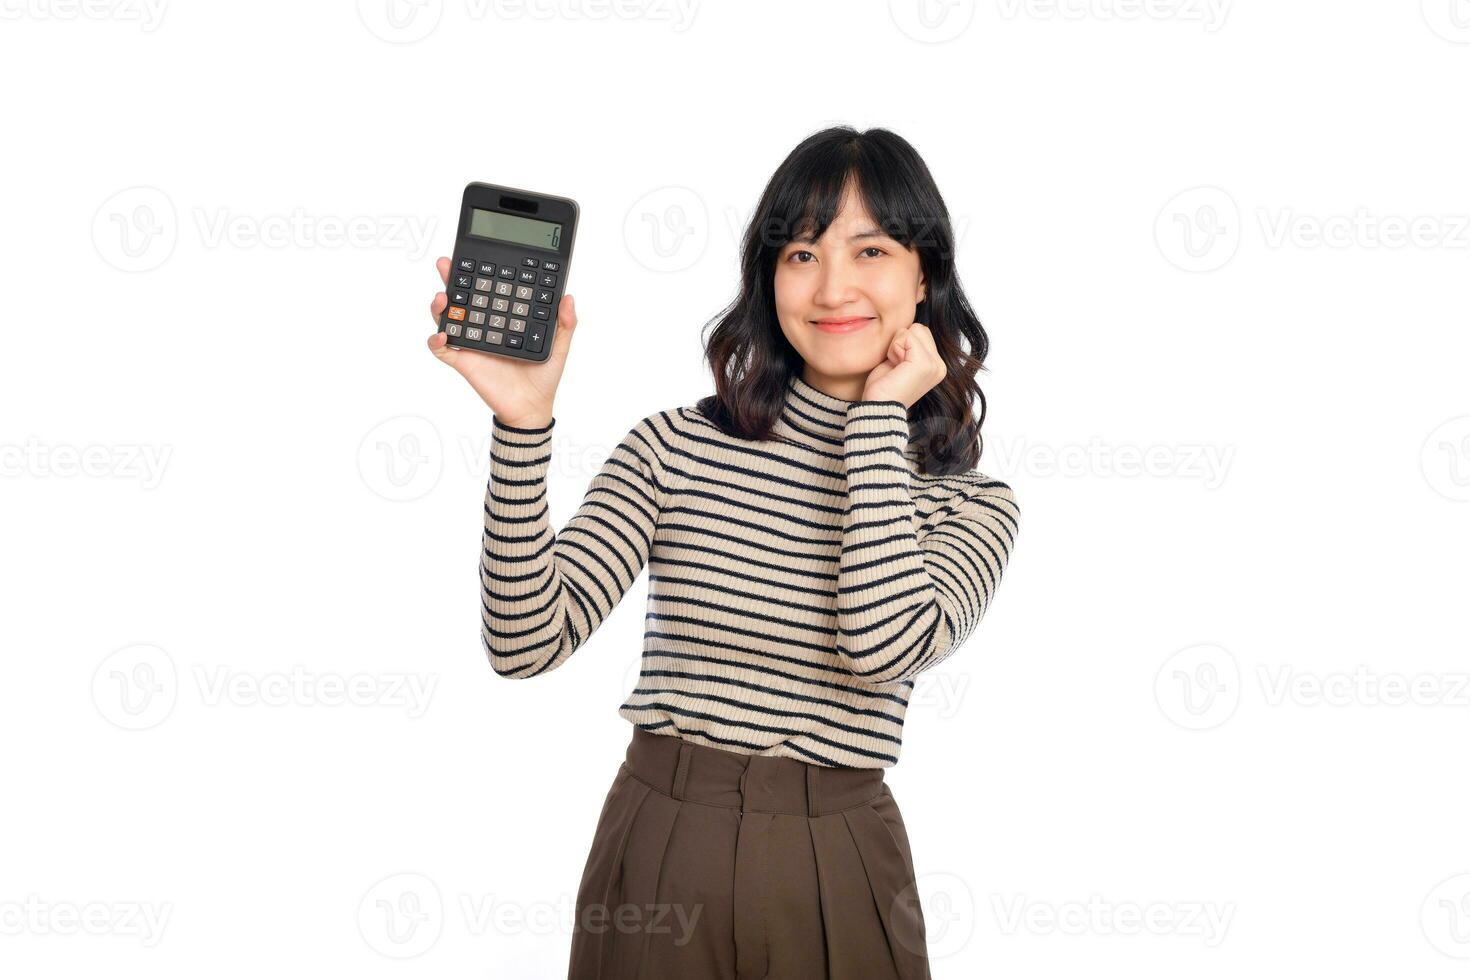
[439,181,579,361]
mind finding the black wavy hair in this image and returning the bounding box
[695,124,991,476]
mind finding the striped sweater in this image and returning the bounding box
[481,373,1020,769]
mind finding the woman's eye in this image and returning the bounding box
[788,247,885,263]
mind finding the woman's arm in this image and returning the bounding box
[835,399,1019,684]
[480,413,666,678]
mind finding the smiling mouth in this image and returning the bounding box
[811,316,874,333]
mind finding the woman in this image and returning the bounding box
[426,126,1019,980]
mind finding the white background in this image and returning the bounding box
[3,1,1469,977]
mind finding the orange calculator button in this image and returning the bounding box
[447,306,466,321]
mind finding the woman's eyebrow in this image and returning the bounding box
[791,228,893,245]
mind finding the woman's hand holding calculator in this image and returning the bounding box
[426,255,575,429]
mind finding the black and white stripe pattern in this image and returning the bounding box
[480,374,1019,768]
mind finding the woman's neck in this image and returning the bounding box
[800,366,866,403]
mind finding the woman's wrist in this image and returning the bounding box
[492,413,555,433]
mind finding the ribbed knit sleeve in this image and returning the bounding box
[481,414,666,679]
[837,400,1020,684]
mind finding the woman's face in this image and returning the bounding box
[773,184,927,387]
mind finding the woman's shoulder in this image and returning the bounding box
[621,403,712,455]
[628,401,710,432]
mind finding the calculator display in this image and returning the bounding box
[468,208,562,250]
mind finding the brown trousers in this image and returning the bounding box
[566,726,931,980]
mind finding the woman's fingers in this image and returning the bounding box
[428,259,452,354]
[427,289,457,364]
[548,294,578,362]
[889,325,912,365]
[903,323,946,384]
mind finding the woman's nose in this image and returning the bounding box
[812,261,860,309]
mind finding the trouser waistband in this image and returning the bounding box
[624,726,885,817]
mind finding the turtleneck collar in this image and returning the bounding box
[771,372,914,453]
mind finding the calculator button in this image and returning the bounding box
[468,310,486,325]
[486,331,503,345]
[521,257,540,268]
[497,265,516,279]
[532,306,550,320]
[506,333,524,348]
[471,294,490,309]
[539,273,557,288]
[541,260,560,273]
[510,318,526,333]
[491,297,509,312]
[451,289,470,304]
[474,276,493,291]
[512,301,530,317]
[517,269,536,284]
[527,327,545,352]
[456,258,475,272]
[488,314,507,329]
[477,261,496,275]
[446,306,466,321]
[446,322,463,337]
[494,281,513,296]
[514,285,533,301]
[465,327,483,341]
[534,289,553,305]
[453,273,472,289]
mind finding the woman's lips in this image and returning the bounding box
[811,316,874,334]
